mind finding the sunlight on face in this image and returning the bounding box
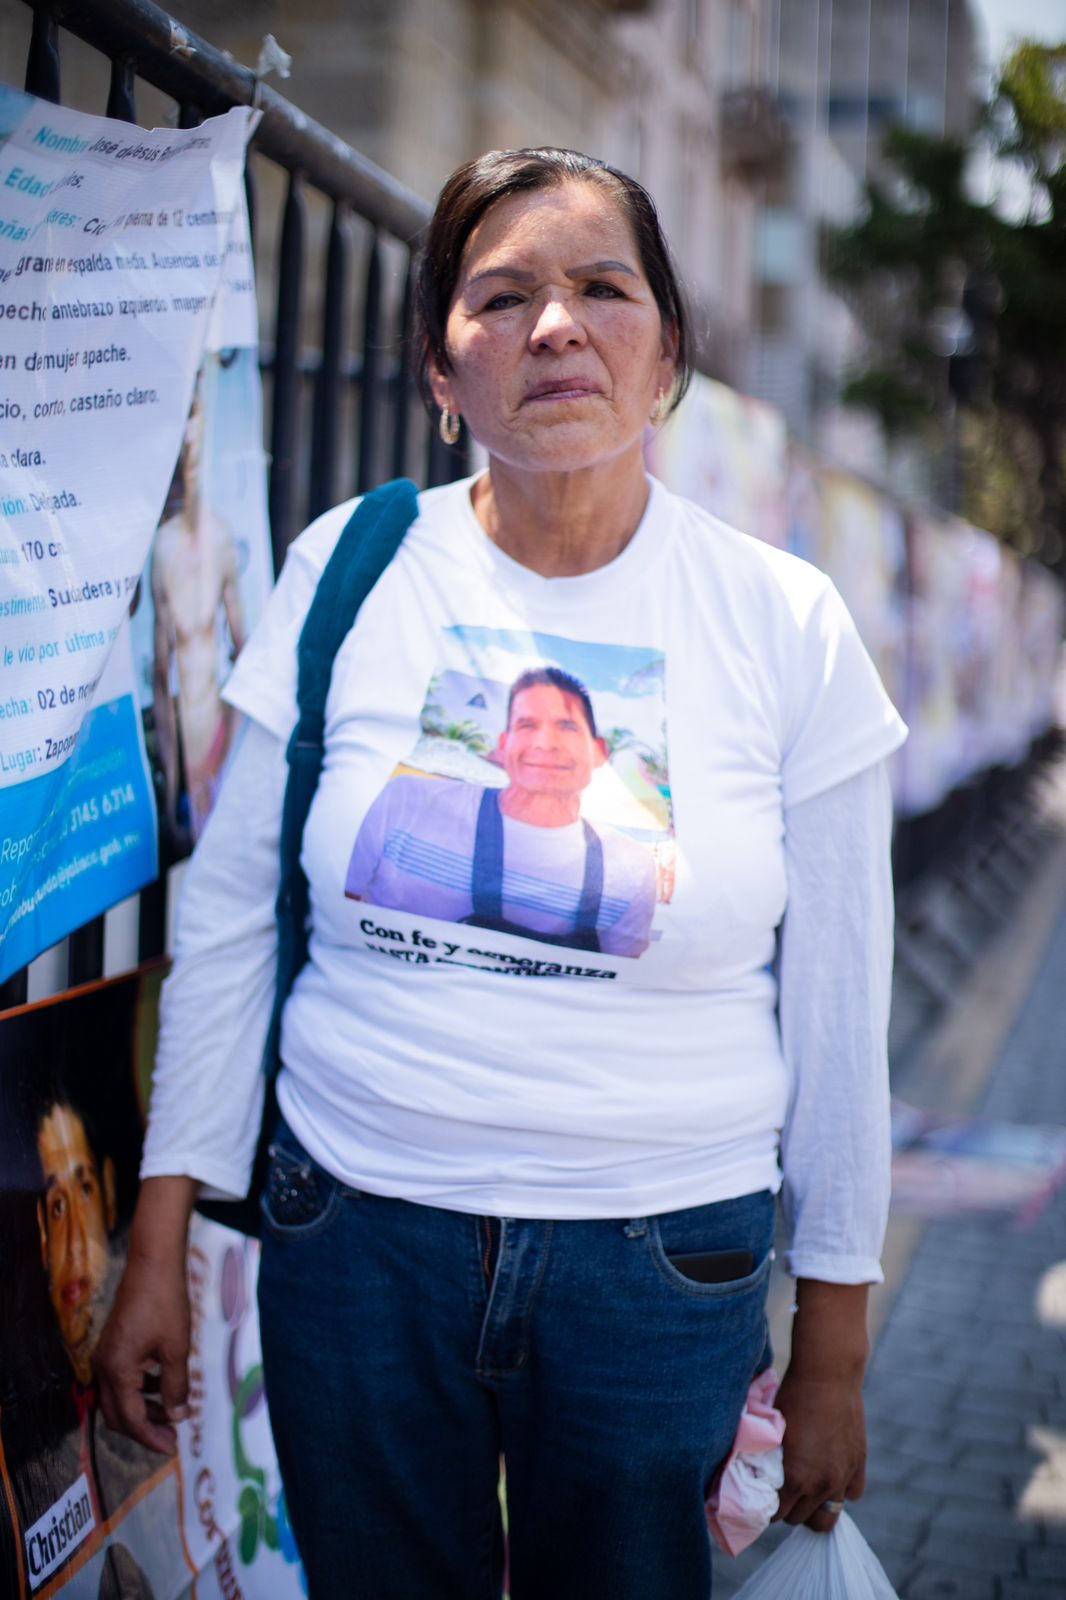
[497,684,606,799]
[431,181,675,475]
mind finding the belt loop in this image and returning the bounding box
[623,1218,648,1239]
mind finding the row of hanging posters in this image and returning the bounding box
[0,90,302,1597]
[648,373,1066,818]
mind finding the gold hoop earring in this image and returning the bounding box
[439,406,461,446]
[649,388,668,427]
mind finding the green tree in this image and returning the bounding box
[600,725,638,759]
[420,715,491,754]
[827,42,1066,571]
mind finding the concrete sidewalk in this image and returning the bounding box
[716,774,1066,1599]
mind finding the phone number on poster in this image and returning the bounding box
[66,783,137,832]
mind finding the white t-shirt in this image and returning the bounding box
[190,473,905,1222]
[143,722,897,1281]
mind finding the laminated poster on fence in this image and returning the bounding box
[127,193,272,869]
[0,969,305,1599]
[644,370,790,550]
[0,85,261,984]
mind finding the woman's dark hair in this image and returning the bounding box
[415,147,691,418]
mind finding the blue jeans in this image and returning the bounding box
[257,1118,775,1600]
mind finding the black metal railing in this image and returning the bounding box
[1,0,467,1010]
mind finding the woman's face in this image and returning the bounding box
[430,180,676,475]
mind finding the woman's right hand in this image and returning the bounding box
[96,1175,199,1456]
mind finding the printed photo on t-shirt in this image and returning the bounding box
[345,626,673,960]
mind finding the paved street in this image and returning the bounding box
[716,763,1066,1599]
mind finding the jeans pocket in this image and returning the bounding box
[645,1191,775,1300]
[260,1133,344,1240]
[648,1237,774,1299]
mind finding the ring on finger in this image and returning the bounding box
[821,1499,846,1515]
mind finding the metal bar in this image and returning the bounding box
[64,55,139,994]
[24,7,60,102]
[357,234,383,494]
[426,417,453,488]
[391,257,415,482]
[244,160,257,273]
[66,914,106,990]
[106,55,137,121]
[5,9,60,1008]
[67,920,105,990]
[0,972,29,1012]
[23,0,429,241]
[309,203,350,519]
[137,875,168,962]
[269,171,306,568]
[9,0,439,998]
[66,917,107,992]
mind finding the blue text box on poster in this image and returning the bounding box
[0,693,157,983]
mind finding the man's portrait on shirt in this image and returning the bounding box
[346,638,675,959]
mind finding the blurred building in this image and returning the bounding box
[1,1,785,386]
[600,1,787,386]
[749,0,979,481]
[0,0,977,488]
[133,0,786,389]
[147,0,975,476]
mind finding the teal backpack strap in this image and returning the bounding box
[197,476,419,1236]
[270,475,419,1067]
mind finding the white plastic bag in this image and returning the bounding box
[731,1512,900,1599]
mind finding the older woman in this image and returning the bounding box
[99,148,905,1599]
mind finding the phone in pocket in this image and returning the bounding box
[667,1248,755,1284]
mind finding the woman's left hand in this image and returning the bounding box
[770,1279,871,1532]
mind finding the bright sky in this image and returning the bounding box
[973,0,1066,71]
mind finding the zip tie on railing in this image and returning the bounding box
[168,21,195,59]
[249,34,293,110]
[257,32,292,81]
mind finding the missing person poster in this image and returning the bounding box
[790,465,908,712]
[346,625,675,978]
[128,248,272,863]
[0,88,259,982]
[0,972,304,1598]
[176,1216,305,1600]
[644,371,790,549]
[898,514,971,817]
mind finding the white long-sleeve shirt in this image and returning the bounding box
[143,728,895,1285]
[142,477,903,1280]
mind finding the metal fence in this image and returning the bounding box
[1,0,467,1011]
[4,0,1064,1022]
